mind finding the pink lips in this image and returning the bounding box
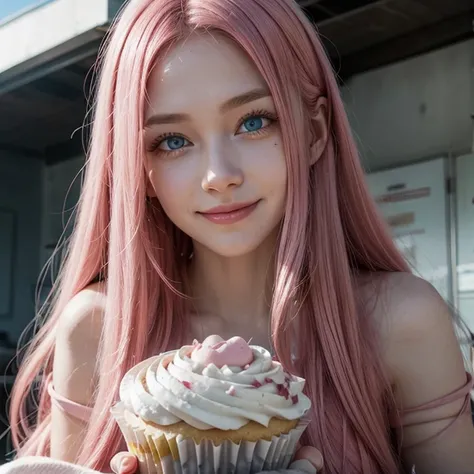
[198,200,259,224]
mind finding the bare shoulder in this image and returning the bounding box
[56,281,107,342]
[360,271,466,401]
[359,275,474,471]
[368,272,457,348]
[51,284,107,458]
[53,282,107,403]
[368,272,452,338]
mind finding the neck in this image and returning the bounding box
[187,231,278,325]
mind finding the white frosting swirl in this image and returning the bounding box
[119,345,311,430]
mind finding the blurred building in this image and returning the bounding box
[0,0,473,458]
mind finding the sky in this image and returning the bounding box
[0,0,49,23]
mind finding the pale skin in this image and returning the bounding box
[51,33,474,473]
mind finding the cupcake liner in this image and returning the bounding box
[111,403,310,474]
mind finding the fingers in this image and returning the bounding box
[293,446,324,471]
[109,447,321,474]
[287,458,318,473]
[110,452,138,474]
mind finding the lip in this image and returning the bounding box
[198,200,260,225]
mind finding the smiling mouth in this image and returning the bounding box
[198,200,260,224]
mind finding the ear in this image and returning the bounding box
[146,169,157,198]
[309,96,328,166]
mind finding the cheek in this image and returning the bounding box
[244,137,287,195]
[147,164,197,242]
[149,158,196,211]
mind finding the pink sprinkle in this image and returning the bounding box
[182,381,192,389]
[264,378,273,384]
[277,384,290,400]
[291,395,299,405]
[252,380,262,388]
[226,386,236,396]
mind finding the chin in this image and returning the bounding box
[177,211,283,258]
[197,232,275,258]
[207,241,266,258]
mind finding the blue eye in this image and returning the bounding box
[243,116,264,132]
[159,136,189,151]
[236,113,275,135]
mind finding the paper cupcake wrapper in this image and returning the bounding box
[111,402,310,474]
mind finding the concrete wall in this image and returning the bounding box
[0,0,109,75]
[0,152,42,343]
[342,39,474,171]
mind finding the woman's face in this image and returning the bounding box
[144,32,287,257]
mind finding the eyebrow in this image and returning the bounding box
[219,88,270,114]
[144,88,271,128]
[144,113,190,127]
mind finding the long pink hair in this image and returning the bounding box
[10,0,410,472]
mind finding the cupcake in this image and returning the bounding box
[111,335,311,474]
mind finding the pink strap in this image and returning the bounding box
[46,373,93,423]
[390,372,473,427]
[389,372,473,448]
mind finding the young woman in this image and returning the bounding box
[9,0,474,473]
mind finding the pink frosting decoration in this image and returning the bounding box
[190,335,254,368]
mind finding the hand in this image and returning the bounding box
[110,452,138,474]
[110,445,323,474]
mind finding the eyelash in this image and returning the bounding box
[146,108,279,156]
[146,132,184,155]
[235,109,278,135]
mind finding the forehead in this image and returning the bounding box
[146,32,268,115]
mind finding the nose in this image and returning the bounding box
[201,141,244,193]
